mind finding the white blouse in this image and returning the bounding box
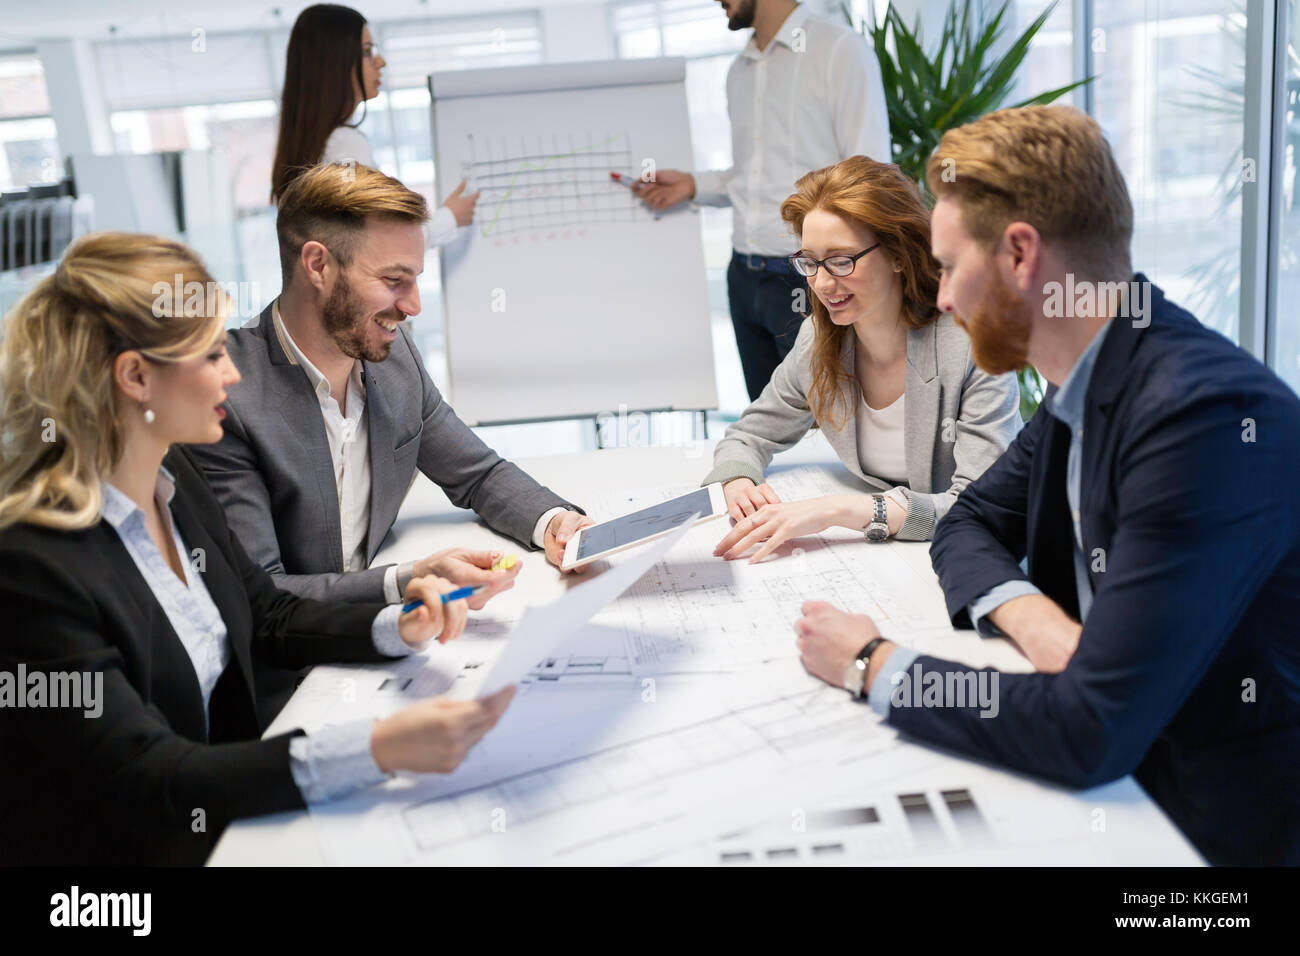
[856,390,908,485]
[319,125,460,248]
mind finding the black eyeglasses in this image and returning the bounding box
[789,243,881,277]
[362,44,381,60]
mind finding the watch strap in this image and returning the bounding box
[846,637,888,699]
[865,494,889,542]
[857,636,886,665]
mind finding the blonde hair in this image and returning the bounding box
[926,105,1133,281]
[276,162,430,284]
[780,156,940,429]
[0,232,227,531]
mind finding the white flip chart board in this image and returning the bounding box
[429,58,717,425]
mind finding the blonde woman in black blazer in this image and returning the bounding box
[0,233,512,865]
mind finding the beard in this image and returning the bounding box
[723,0,756,31]
[322,271,399,364]
[955,270,1033,375]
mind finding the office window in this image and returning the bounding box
[97,29,282,215]
[95,31,276,111]
[1010,0,1076,106]
[659,0,750,57]
[1275,2,1300,395]
[109,101,279,215]
[94,29,283,309]
[1092,0,1245,341]
[612,1,664,58]
[378,14,543,90]
[612,1,748,60]
[0,52,61,190]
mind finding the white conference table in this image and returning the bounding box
[209,431,1202,866]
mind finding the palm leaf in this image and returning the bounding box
[863,0,1093,419]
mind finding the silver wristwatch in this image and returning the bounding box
[864,494,889,542]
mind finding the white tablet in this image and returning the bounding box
[561,483,727,571]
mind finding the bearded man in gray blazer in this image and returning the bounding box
[191,165,591,717]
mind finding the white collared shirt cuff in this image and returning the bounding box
[371,604,418,657]
[532,506,569,549]
[383,565,402,605]
[288,719,390,804]
[968,581,1044,637]
[690,169,730,206]
[425,205,460,247]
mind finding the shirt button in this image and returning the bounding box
[1072,509,1081,522]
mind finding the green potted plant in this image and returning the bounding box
[854,0,1092,419]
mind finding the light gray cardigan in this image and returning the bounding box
[702,316,1021,540]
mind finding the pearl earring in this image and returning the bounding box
[143,407,156,424]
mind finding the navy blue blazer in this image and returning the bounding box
[919,277,1300,866]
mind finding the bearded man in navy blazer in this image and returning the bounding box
[794,105,1300,866]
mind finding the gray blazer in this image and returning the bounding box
[189,303,576,602]
[702,316,1021,540]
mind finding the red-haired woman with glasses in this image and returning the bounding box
[706,156,1020,561]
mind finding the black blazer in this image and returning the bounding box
[924,277,1300,865]
[0,446,395,865]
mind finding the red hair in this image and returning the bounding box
[780,156,940,428]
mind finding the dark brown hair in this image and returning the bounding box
[780,156,940,428]
[270,4,369,203]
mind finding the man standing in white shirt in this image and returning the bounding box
[637,0,891,400]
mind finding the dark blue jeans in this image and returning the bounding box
[726,250,809,401]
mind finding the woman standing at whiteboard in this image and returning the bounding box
[706,156,1021,558]
[270,3,478,245]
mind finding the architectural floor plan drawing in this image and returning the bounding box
[586,469,954,675]
[296,469,1202,867]
[308,662,902,866]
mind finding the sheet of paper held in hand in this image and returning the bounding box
[469,512,700,699]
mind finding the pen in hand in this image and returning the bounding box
[402,584,487,615]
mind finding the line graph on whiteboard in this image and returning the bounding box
[461,131,656,241]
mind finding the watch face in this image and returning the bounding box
[842,659,866,697]
[866,524,889,542]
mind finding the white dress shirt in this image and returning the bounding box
[692,4,891,256]
[965,321,1115,635]
[275,301,566,601]
[320,125,460,248]
[101,472,230,730]
[273,302,376,578]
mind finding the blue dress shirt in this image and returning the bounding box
[868,321,1114,713]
